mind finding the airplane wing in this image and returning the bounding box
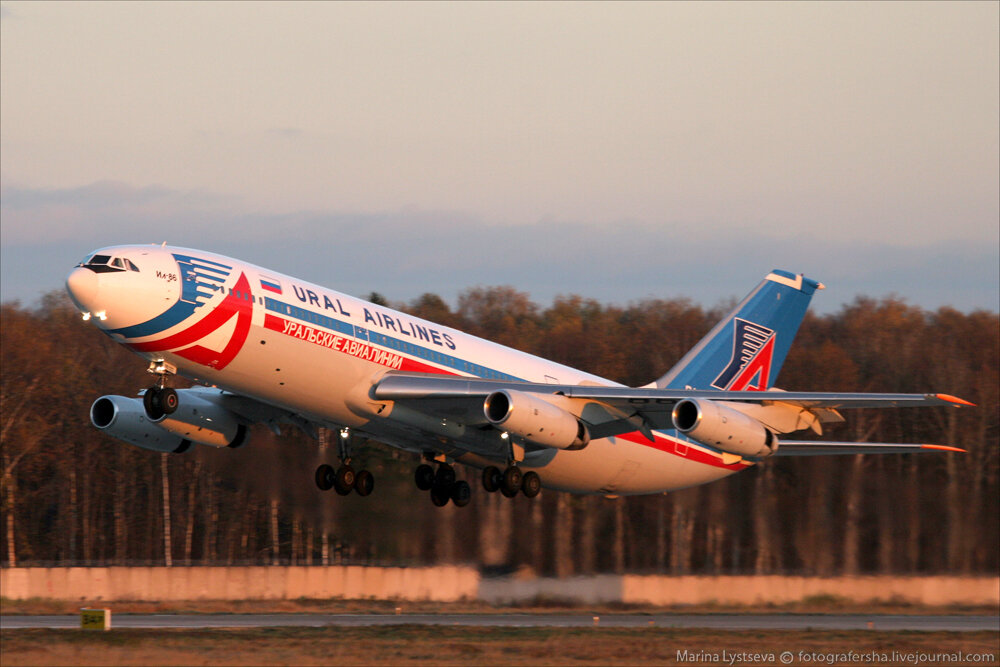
[373,372,971,410]
[372,372,971,452]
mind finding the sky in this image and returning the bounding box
[2,2,997,314]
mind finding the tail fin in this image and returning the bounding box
[655,270,823,390]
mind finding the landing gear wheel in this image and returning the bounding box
[482,466,502,493]
[315,464,335,491]
[354,470,374,497]
[435,464,456,488]
[430,484,451,507]
[521,471,541,498]
[334,465,355,495]
[160,387,179,415]
[143,388,165,420]
[501,466,522,497]
[451,480,472,507]
[414,464,435,491]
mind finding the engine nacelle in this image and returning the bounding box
[148,389,249,448]
[91,395,192,454]
[483,389,589,450]
[671,398,778,458]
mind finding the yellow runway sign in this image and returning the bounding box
[80,608,111,630]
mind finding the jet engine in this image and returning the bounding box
[483,389,589,450]
[671,398,778,458]
[148,389,249,448]
[90,395,192,454]
[91,389,249,452]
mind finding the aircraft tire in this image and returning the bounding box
[451,480,472,507]
[430,484,451,507]
[143,387,165,420]
[334,465,355,495]
[414,464,435,491]
[501,466,522,496]
[355,470,374,497]
[521,471,541,498]
[482,466,501,492]
[435,463,456,488]
[315,464,335,491]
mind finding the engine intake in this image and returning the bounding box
[484,389,589,450]
[671,398,778,458]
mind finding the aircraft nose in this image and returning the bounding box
[65,266,99,312]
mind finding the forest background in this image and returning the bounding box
[1,287,997,576]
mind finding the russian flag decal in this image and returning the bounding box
[260,277,282,294]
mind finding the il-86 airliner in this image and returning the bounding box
[66,244,971,507]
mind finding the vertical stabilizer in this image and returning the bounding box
[655,270,823,390]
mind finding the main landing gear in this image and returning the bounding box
[315,463,374,496]
[414,462,471,508]
[479,433,542,499]
[481,465,541,499]
[315,428,374,497]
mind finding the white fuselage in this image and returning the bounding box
[68,244,751,494]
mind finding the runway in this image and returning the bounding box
[2,613,997,632]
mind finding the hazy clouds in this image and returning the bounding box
[1,2,997,312]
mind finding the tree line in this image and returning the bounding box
[1,289,997,574]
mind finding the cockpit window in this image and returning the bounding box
[80,254,137,274]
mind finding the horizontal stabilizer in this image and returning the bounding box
[775,441,966,456]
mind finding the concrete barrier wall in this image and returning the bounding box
[478,574,999,607]
[2,567,996,606]
[0,566,479,602]
[619,575,1000,607]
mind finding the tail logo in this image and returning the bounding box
[711,318,776,391]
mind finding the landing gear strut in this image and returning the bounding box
[314,428,374,497]
[143,360,179,420]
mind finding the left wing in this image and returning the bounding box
[374,372,971,410]
[371,372,971,454]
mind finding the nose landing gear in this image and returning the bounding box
[143,360,179,420]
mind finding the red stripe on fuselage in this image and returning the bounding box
[263,314,443,374]
[616,432,751,470]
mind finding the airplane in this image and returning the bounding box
[65,244,972,507]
